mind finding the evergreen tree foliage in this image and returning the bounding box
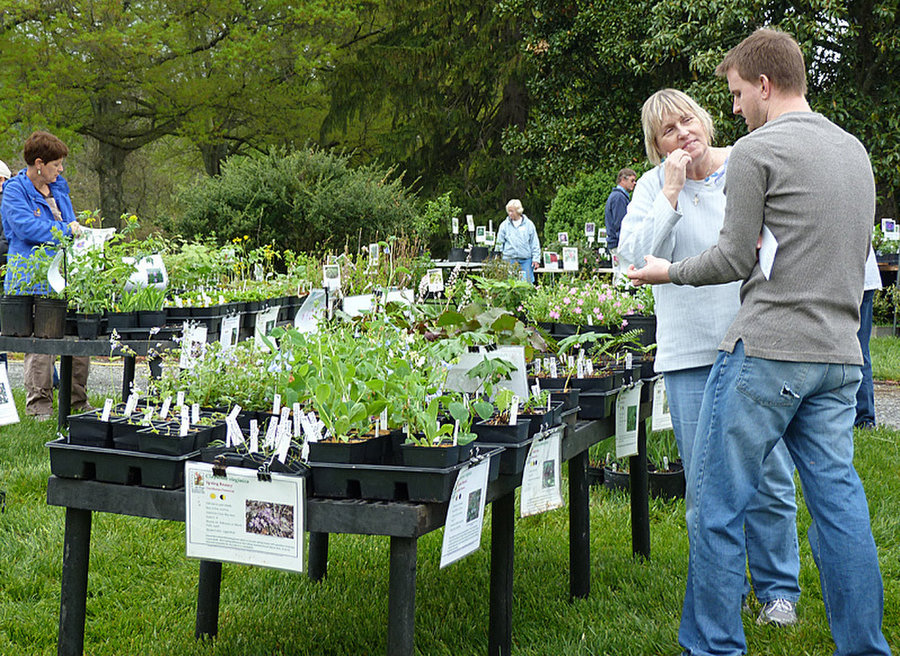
[169,148,418,254]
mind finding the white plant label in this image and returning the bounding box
[101,398,114,422]
[439,457,491,568]
[652,379,673,432]
[615,382,643,458]
[160,396,172,420]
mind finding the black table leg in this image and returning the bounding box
[122,355,136,401]
[630,418,650,560]
[58,507,91,656]
[195,560,222,639]
[568,449,590,599]
[387,536,417,656]
[58,355,73,431]
[489,491,515,656]
[308,532,329,581]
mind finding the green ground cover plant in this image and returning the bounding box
[0,348,897,654]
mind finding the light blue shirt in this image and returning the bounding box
[495,214,541,262]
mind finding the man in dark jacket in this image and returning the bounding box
[603,167,636,250]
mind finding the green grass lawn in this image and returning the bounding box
[0,358,898,654]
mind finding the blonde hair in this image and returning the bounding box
[641,89,715,166]
[506,198,524,215]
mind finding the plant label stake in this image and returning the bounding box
[249,420,259,453]
[508,395,519,426]
[101,398,114,422]
[191,403,200,425]
[180,405,190,437]
[272,393,281,416]
[160,396,172,420]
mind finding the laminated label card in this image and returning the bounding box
[185,462,305,572]
[520,426,564,517]
[651,379,672,432]
[615,382,643,458]
[440,457,490,568]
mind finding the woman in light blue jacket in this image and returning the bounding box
[495,199,541,283]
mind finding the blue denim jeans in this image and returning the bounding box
[664,367,800,605]
[679,341,890,656]
[855,289,876,426]
[505,257,534,284]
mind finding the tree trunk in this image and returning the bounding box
[199,142,230,177]
[94,139,129,226]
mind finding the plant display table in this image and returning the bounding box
[45,406,652,656]
[0,335,170,430]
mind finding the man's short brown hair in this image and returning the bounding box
[715,29,807,96]
[23,131,69,166]
[617,168,637,184]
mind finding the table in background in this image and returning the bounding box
[0,336,169,430]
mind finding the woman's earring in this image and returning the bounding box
[37,168,41,175]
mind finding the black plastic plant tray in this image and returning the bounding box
[577,388,619,420]
[474,437,535,476]
[46,438,199,489]
[309,446,503,503]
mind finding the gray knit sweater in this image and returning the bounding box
[669,112,874,365]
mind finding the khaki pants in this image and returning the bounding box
[24,353,90,416]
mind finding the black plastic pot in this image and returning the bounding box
[400,440,474,468]
[649,460,685,500]
[105,311,137,332]
[0,294,34,336]
[469,246,489,262]
[33,297,67,339]
[76,313,102,340]
[137,309,166,329]
[472,418,531,444]
[448,247,467,262]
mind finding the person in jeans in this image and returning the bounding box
[627,29,891,656]
[617,88,801,626]
[495,198,541,284]
[1,131,90,420]
[855,246,882,428]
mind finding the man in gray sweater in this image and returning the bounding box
[628,29,891,656]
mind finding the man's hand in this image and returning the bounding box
[626,255,673,286]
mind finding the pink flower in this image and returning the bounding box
[573,307,582,314]
[622,319,629,328]
[563,297,571,305]
[549,310,560,319]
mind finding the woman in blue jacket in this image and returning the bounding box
[1,130,89,420]
[495,199,541,283]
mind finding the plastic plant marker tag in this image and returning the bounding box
[534,359,542,375]
[124,393,138,418]
[264,416,278,449]
[625,352,633,369]
[586,359,594,376]
[509,395,519,426]
[292,403,302,438]
[177,391,185,408]
[180,405,190,437]
[226,416,243,446]
[466,214,475,232]
[532,382,541,398]
[549,359,558,378]
[160,396,172,420]
[191,403,200,425]
[101,398,114,422]
[249,420,259,453]
[453,420,459,446]
[228,404,241,420]
[272,393,281,416]
[142,406,154,426]
[380,407,388,429]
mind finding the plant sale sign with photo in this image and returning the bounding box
[520,425,564,517]
[614,381,643,458]
[185,462,305,573]
[439,457,491,568]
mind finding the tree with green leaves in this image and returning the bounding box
[321,0,530,219]
[503,0,900,218]
[0,1,363,222]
